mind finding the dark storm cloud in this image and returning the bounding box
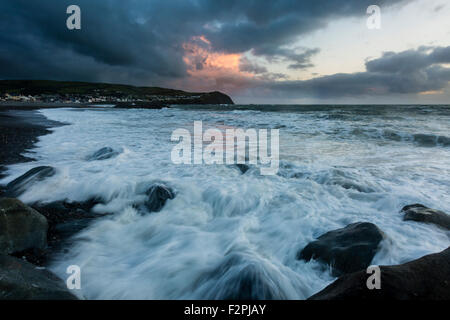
[203,0,408,54]
[286,48,321,70]
[250,46,320,70]
[365,46,450,74]
[239,57,267,74]
[261,46,450,98]
[0,0,189,84]
[0,0,408,87]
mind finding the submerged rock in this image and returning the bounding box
[0,198,48,255]
[144,184,175,213]
[0,254,77,300]
[314,169,376,193]
[86,147,120,161]
[401,204,450,230]
[197,252,292,300]
[236,164,250,174]
[3,166,55,197]
[32,198,104,247]
[297,222,384,276]
[309,247,450,300]
[215,264,287,300]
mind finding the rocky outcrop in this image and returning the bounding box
[0,198,48,255]
[144,184,175,213]
[195,91,234,105]
[401,204,450,230]
[309,247,450,300]
[116,91,234,109]
[297,222,385,276]
[3,166,55,197]
[0,254,77,300]
[86,147,120,161]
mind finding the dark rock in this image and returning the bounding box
[32,198,105,250]
[86,147,120,161]
[309,247,450,300]
[33,198,102,219]
[16,198,107,266]
[401,204,450,230]
[3,166,56,197]
[53,218,95,240]
[0,198,48,254]
[402,203,427,211]
[236,164,250,174]
[0,254,77,300]
[10,247,47,266]
[297,222,384,276]
[144,184,175,213]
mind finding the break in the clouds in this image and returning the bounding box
[262,46,450,98]
[0,0,449,103]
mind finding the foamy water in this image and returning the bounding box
[2,105,449,299]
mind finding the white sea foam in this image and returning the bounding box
[1,105,449,299]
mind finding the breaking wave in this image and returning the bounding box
[1,105,449,299]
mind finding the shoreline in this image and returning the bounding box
[0,102,85,110]
[0,107,79,299]
[0,107,64,180]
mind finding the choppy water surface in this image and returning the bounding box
[2,105,450,299]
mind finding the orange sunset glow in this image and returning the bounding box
[178,36,255,93]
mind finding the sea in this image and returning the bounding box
[1,104,449,299]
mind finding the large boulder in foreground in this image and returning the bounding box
[401,204,450,230]
[297,222,384,276]
[3,166,56,197]
[0,254,77,300]
[6,198,105,266]
[0,198,48,254]
[309,247,450,300]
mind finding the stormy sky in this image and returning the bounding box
[1,0,449,103]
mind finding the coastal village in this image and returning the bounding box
[0,80,234,106]
[0,92,204,104]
